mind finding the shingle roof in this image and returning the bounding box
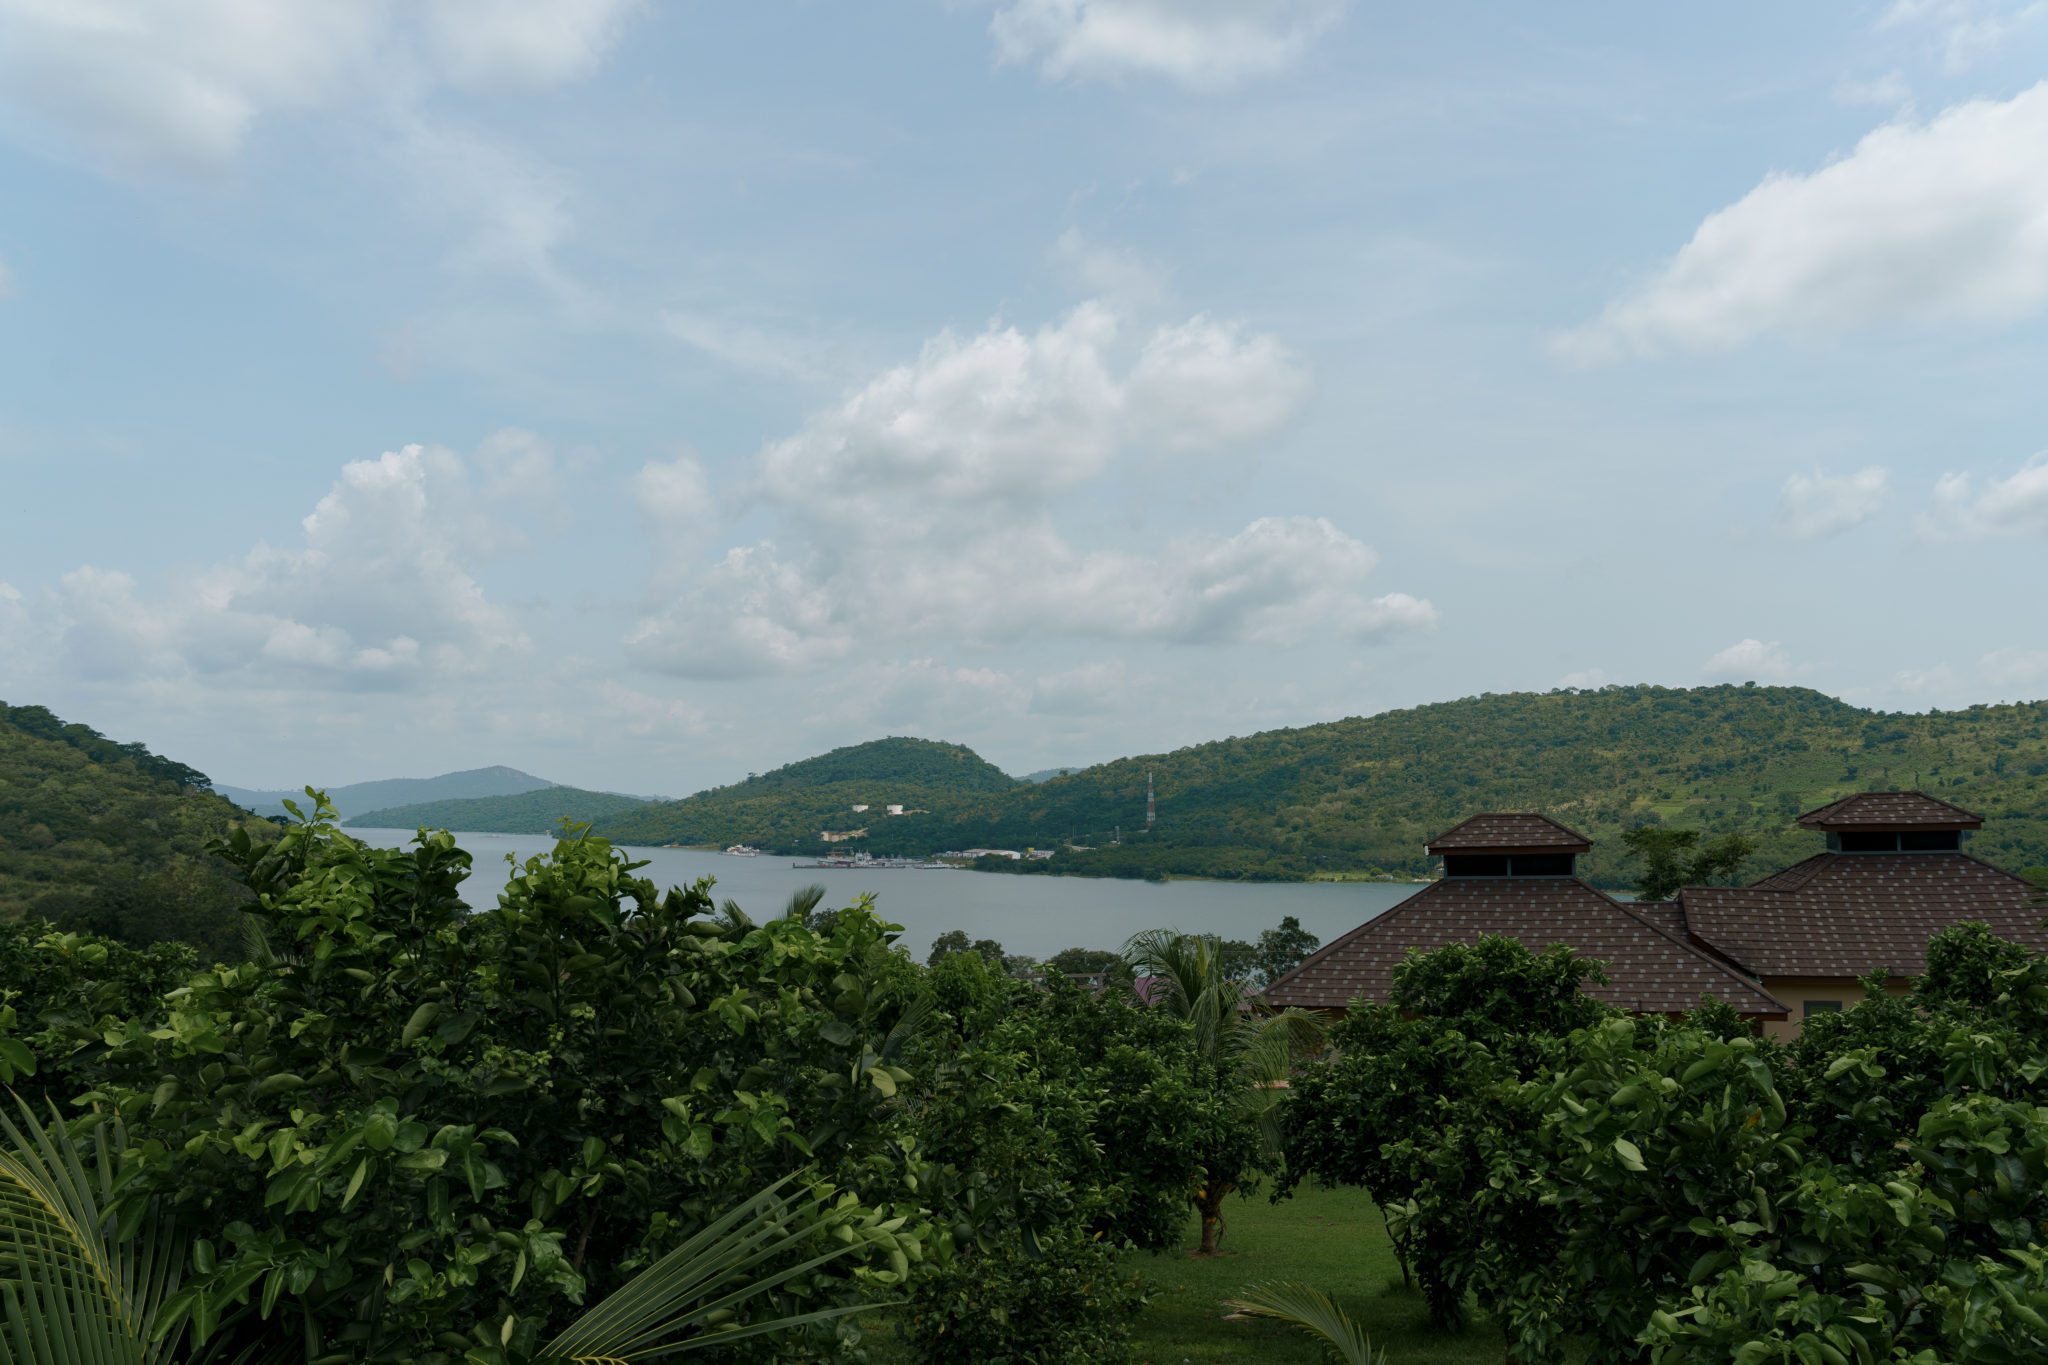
[1796,791,1983,830]
[1425,812,1592,854]
[1678,853,2044,979]
[1265,877,1785,1016]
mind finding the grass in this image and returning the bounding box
[862,1183,1505,1364]
[1126,1183,1503,1365]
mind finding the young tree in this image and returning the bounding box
[1250,916,1320,990]
[1123,930,1324,1255]
[1620,827,1755,900]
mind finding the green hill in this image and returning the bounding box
[601,737,1020,849]
[593,686,2048,884]
[349,786,653,833]
[0,701,269,956]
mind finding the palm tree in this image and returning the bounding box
[0,1100,884,1365]
[1222,1282,1385,1364]
[1123,929,1325,1256]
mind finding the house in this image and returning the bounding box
[820,828,868,843]
[1266,792,2048,1040]
[1673,792,2046,1039]
[886,804,904,816]
[852,804,869,813]
[1267,813,1787,1024]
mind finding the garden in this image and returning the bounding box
[3,806,2048,1363]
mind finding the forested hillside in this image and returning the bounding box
[349,785,653,833]
[596,686,2048,885]
[0,701,266,955]
[602,737,1019,848]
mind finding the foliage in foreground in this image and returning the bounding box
[0,805,1276,1364]
[1283,925,2048,1363]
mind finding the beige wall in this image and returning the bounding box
[1758,976,1911,1042]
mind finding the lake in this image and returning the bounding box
[348,828,1420,962]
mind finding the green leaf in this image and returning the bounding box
[1612,1137,1646,1171]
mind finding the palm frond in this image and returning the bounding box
[0,1098,185,1365]
[1222,1282,1385,1365]
[781,885,826,923]
[538,1174,886,1364]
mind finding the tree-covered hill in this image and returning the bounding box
[601,737,1021,849]
[594,686,2048,884]
[348,785,653,833]
[0,701,268,955]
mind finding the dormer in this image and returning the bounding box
[1796,791,1982,854]
[1427,813,1592,877]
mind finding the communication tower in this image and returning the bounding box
[1146,770,1156,831]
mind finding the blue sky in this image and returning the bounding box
[3,1,2048,795]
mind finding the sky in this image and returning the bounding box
[3,1,2048,796]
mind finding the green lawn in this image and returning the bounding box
[863,1183,1505,1363]
[1126,1183,1504,1365]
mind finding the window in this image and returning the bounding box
[1803,1000,1843,1017]
[1443,854,1509,877]
[1899,830,1961,851]
[1837,832,1899,852]
[1509,853,1576,877]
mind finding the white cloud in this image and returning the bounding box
[1554,83,2048,362]
[1880,0,2046,74]
[756,302,1306,512]
[989,0,1346,89]
[1895,663,1960,693]
[37,439,530,692]
[629,295,1425,680]
[0,0,640,173]
[421,0,642,90]
[1980,647,2048,686]
[1702,638,1793,681]
[1775,466,1889,539]
[1050,229,1173,312]
[1922,454,2048,538]
[634,455,713,529]
[626,515,1434,679]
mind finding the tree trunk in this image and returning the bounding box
[1193,1181,1231,1256]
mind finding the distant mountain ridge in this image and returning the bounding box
[348,786,654,833]
[218,766,555,821]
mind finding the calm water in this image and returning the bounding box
[348,829,1420,961]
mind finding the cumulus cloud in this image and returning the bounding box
[1554,83,2048,362]
[1921,454,2048,538]
[1775,467,1889,539]
[1881,0,2046,74]
[31,438,532,693]
[756,302,1306,512]
[627,515,1434,679]
[988,0,1346,89]
[1980,646,2048,686]
[630,295,1427,679]
[0,0,641,172]
[1702,638,1794,682]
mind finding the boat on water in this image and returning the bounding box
[723,844,763,857]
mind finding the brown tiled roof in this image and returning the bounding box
[1796,791,1982,830]
[1426,812,1592,854]
[1678,853,2045,979]
[1265,878,1785,1016]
